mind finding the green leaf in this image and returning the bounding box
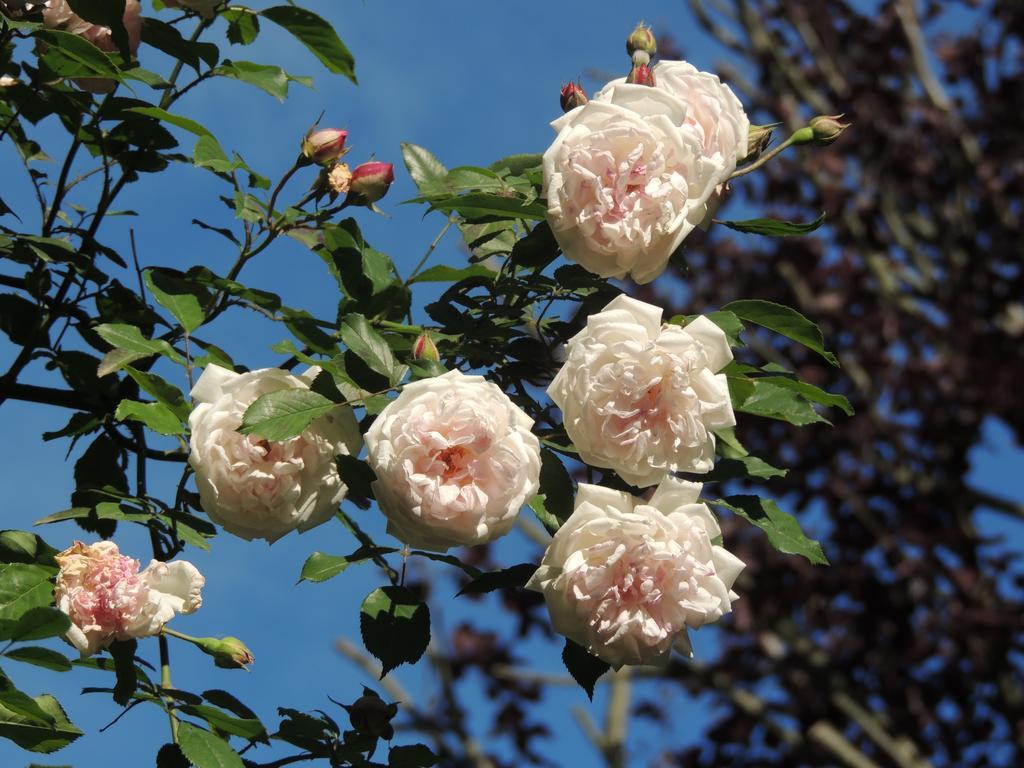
[128,107,214,139]
[299,547,396,584]
[217,60,305,102]
[722,299,838,366]
[0,531,57,567]
[340,314,403,385]
[360,586,430,677]
[144,269,209,333]
[488,153,543,176]
[756,376,853,416]
[731,377,829,426]
[193,134,238,174]
[0,693,81,753]
[711,495,829,565]
[719,212,826,237]
[122,367,190,421]
[456,563,537,596]
[35,29,122,84]
[429,193,546,221]
[177,722,244,768]
[222,9,260,46]
[0,678,55,725]
[239,389,337,442]
[562,639,609,699]
[108,639,137,706]
[703,456,787,481]
[714,427,748,459]
[400,142,447,195]
[115,399,186,436]
[389,743,438,768]
[2,607,70,642]
[530,449,574,533]
[671,310,745,348]
[141,17,219,72]
[180,705,266,741]
[94,323,184,365]
[409,551,481,578]
[335,455,376,508]
[0,564,55,624]
[5,646,72,672]
[410,264,497,284]
[66,0,128,56]
[261,6,356,82]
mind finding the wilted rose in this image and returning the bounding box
[54,541,204,657]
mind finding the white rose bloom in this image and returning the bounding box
[188,364,361,543]
[543,83,725,284]
[549,295,735,487]
[528,477,744,668]
[365,369,541,552]
[55,541,205,657]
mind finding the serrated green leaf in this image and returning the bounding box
[299,547,396,583]
[719,212,825,237]
[5,646,72,672]
[35,29,122,83]
[0,564,55,624]
[0,692,81,754]
[217,60,305,101]
[144,269,209,333]
[239,389,337,442]
[127,106,214,139]
[722,299,838,366]
[222,9,260,46]
[115,399,186,436]
[2,607,70,642]
[731,377,829,426]
[340,314,402,385]
[180,705,267,741]
[711,495,829,565]
[122,367,190,421]
[400,142,447,195]
[360,586,430,677]
[261,5,355,82]
[756,376,853,416]
[428,193,546,221]
[562,639,609,699]
[671,310,744,348]
[177,722,244,768]
[94,323,184,365]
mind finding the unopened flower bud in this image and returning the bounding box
[0,75,18,88]
[559,81,588,113]
[808,114,849,145]
[343,688,398,739]
[626,63,656,87]
[192,635,254,670]
[626,23,657,58]
[412,332,440,362]
[740,123,775,163]
[806,114,847,145]
[344,161,395,207]
[302,128,348,166]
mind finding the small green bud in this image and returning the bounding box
[808,114,850,145]
[626,23,657,58]
[412,331,440,362]
[192,636,254,670]
[741,124,776,163]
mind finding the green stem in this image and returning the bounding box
[404,216,454,288]
[159,634,179,744]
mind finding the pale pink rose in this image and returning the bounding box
[596,61,749,224]
[54,541,204,657]
[543,84,724,284]
[528,477,744,668]
[549,295,735,487]
[188,365,362,543]
[364,370,542,552]
[162,0,221,19]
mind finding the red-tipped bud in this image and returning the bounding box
[626,23,657,58]
[344,689,398,739]
[302,128,348,166]
[808,114,850,145]
[345,161,395,207]
[626,63,656,86]
[412,331,440,362]
[559,81,588,112]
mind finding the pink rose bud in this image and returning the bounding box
[344,689,398,739]
[345,161,395,207]
[302,128,348,166]
[808,114,850,145]
[626,63,656,86]
[412,331,440,362]
[626,23,657,58]
[559,81,588,113]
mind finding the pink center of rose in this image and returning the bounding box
[66,553,145,633]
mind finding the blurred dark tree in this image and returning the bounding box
[394,2,1023,766]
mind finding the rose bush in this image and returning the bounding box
[55,541,204,657]
[365,369,542,552]
[549,294,735,487]
[528,477,744,667]
[188,364,362,543]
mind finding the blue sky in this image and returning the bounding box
[1,1,1022,766]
